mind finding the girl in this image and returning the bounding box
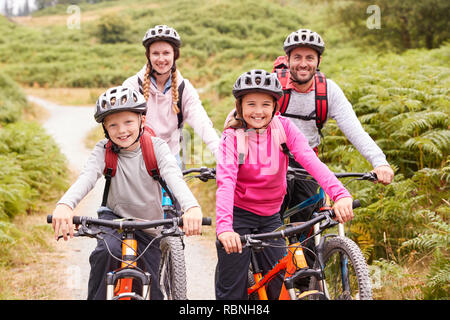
[51,86,203,300]
[122,24,220,164]
[215,69,353,300]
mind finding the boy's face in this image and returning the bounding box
[103,111,144,151]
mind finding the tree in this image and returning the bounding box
[336,0,450,51]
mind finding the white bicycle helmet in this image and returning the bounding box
[94,86,147,123]
[232,69,283,100]
[283,29,325,55]
[142,24,181,48]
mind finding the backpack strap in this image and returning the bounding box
[270,115,293,159]
[314,71,328,136]
[275,68,291,115]
[176,80,185,129]
[140,126,160,179]
[137,76,144,95]
[102,140,118,207]
[235,128,248,165]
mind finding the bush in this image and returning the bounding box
[95,12,132,44]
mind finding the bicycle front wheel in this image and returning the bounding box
[159,236,187,300]
[310,236,372,300]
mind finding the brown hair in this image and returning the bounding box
[224,99,245,129]
[143,43,181,115]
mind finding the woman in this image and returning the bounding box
[122,25,219,165]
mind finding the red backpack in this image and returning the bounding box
[101,125,173,206]
[273,55,328,137]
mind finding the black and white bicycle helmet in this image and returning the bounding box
[142,24,181,48]
[94,86,147,123]
[283,29,325,55]
[232,69,283,100]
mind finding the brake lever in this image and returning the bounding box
[362,172,378,182]
[56,225,103,241]
[161,218,184,237]
[244,237,265,251]
[77,224,104,239]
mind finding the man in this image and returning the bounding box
[278,29,394,222]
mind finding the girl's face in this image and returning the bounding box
[148,41,174,75]
[103,111,144,151]
[241,92,275,130]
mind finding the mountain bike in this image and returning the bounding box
[216,168,377,300]
[284,168,377,300]
[47,210,211,300]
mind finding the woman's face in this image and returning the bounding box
[148,41,174,75]
[241,92,275,130]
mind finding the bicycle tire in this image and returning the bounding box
[309,236,372,300]
[159,236,187,300]
[247,267,260,300]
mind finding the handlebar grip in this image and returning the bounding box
[202,217,212,226]
[47,215,84,225]
[353,199,361,209]
[179,217,212,226]
[73,216,83,225]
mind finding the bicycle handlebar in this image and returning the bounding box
[216,199,361,249]
[47,215,212,230]
[287,167,378,182]
[182,167,216,182]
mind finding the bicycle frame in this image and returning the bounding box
[248,241,313,300]
[106,229,152,300]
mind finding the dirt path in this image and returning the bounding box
[31,95,217,300]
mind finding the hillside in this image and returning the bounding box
[0,0,448,299]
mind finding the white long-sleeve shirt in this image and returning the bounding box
[285,78,389,168]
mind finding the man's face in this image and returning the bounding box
[288,46,321,85]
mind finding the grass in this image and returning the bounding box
[24,87,106,106]
[0,211,72,299]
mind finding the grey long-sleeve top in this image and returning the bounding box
[58,137,199,234]
[286,78,389,169]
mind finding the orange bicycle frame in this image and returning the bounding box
[113,236,137,300]
[247,242,308,300]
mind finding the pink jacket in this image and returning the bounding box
[215,115,351,236]
[122,66,220,157]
